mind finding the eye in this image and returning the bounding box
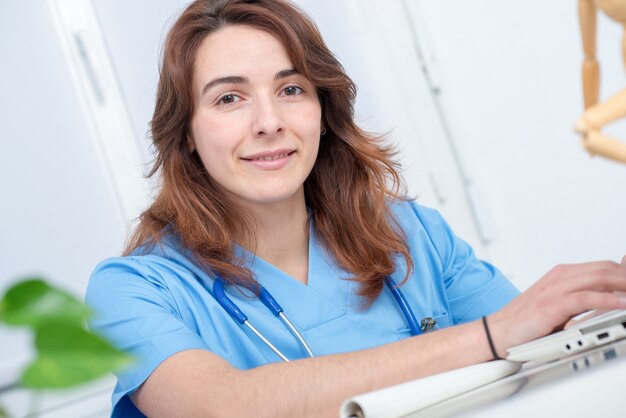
[217,93,241,105]
[282,85,303,96]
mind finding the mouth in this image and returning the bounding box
[241,149,296,170]
[241,149,296,161]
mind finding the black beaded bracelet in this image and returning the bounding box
[482,316,503,360]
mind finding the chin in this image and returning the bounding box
[244,189,303,206]
[249,194,299,205]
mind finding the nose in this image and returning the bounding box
[252,96,284,137]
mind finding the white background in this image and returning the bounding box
[1,0,624,416]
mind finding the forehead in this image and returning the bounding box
[194,25,294,82]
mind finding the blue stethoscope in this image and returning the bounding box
[213,276,436,361]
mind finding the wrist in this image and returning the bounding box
[482,314,508,360]
[481,316,502,360]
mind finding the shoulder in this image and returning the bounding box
[387,198,465,269]
[388,198,450,239]
[86,236,206,307]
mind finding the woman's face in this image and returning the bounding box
[190,25,322,210]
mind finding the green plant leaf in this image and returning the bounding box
[21,324,133,389]
[0,279,90,328]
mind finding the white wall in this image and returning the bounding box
[0,1,130,415]
[0,0,127,387]
[296,0,626,288]
[413,0,626,287]
[293,0,493,259]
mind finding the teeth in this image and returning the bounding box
[253,153,288,161]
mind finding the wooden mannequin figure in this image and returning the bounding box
[575,0,626,164]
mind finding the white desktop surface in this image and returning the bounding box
[409,338,626,418]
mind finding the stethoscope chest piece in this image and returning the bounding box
[420,317,437,332]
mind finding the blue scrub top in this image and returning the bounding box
[85,201,519,417]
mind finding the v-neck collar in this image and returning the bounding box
[234,222,351,330]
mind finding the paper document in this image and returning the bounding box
[340,360,521,418]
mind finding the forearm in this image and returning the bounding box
[224,319,491,417]
[134,319,493,418]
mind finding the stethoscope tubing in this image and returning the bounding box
[385,277,422,336]
[213,278,314,361]
[213,276,422,362]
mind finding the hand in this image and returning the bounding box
[565,256,626,328]
[487,257,626,358]
[573,115,592,134]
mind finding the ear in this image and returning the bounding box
[187,135,196,153]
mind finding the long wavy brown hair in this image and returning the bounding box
[125,0,414,305]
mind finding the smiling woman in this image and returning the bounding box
[123,0,413,299]
[190,26,322,211]
[84,1,626,417]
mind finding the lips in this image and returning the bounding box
[241,148,296,170]
[241,149,296,161]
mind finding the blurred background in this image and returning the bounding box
[1,0,625,416]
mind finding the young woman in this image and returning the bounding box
[86,0,626,416]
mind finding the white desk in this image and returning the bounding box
[409,339,626,417]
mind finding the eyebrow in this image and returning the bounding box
[200,68,300,96]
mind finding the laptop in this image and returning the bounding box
[507,309,626,363]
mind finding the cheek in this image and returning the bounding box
[192,118,243,167]
[294,106,322,165]
[291,102,322,136]
[195,138,235,178]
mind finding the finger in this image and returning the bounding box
[622,255,626,265]
[553,264,626,294]
[549,260,620,277]
[531,261,619,294]
[542,261,622,289]
[556,291,626,319]
[564,309,609,329]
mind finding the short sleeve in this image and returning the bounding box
[409,202,520,324]
[85,257,210,416]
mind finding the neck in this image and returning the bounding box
[237,189,310,284]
